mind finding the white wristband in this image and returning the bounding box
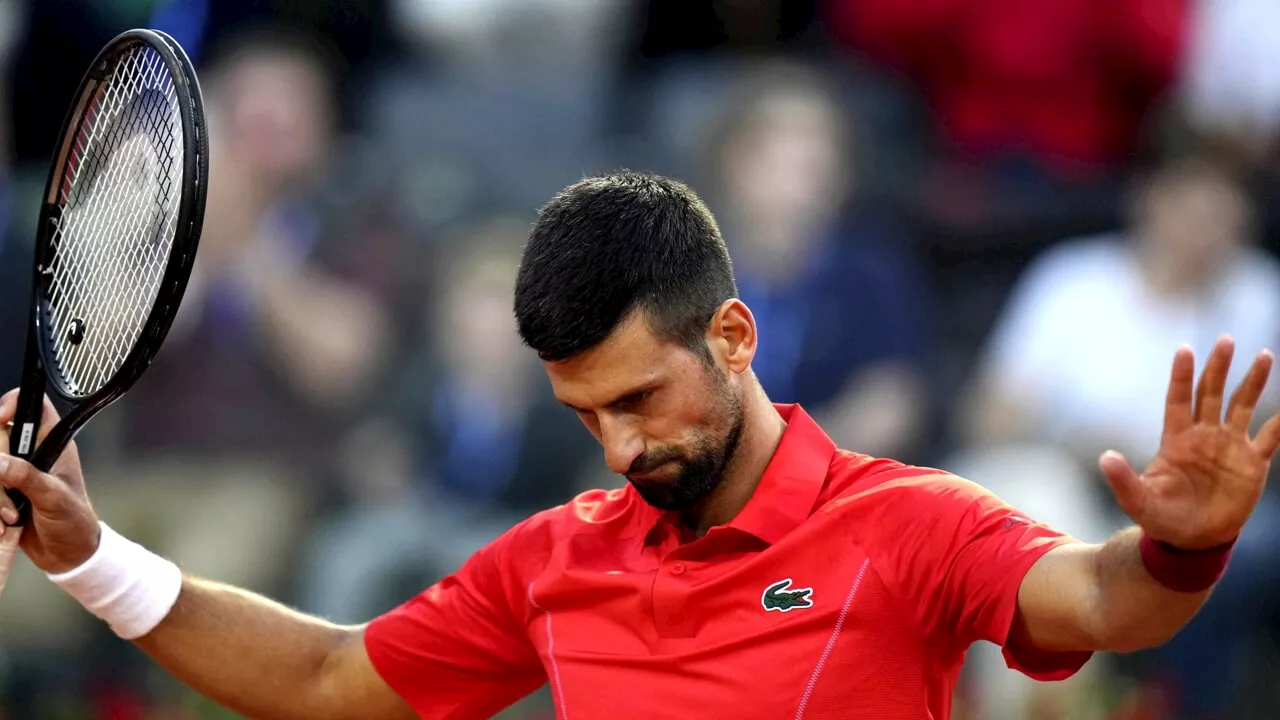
[47,522,183,640]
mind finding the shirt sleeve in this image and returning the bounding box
[868,471,1091,680]
[364,520,546,718]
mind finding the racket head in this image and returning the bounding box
[29,28,207,424]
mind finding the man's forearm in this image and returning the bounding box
[133,575,358,720]
[1090,526,1216,652]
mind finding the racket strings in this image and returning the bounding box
[44,44,183,396]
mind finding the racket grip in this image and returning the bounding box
[4,487,31,527]
[8,334,46,528]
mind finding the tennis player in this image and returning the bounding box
[0,171,1276,719]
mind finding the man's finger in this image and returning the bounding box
[0,523,22,597]
[0,486,20,526]
[1195,336,1235,424]
[0,453,67,509]
[0,390,19,425]
[0,394,64,451]
[1227,350,1274,432]
[1164,346,1196,435]
[1100,451,1147,522]
[1254,411,1280,460]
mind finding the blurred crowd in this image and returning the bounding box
[0,0,1275,718]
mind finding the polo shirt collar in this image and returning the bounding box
[634,403,835,546]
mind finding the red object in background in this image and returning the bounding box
[826,0,1191,179]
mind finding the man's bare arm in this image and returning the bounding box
[1010,529,1211,654]
[134,576,415,720]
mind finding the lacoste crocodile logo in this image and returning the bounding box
[761,578,814,612]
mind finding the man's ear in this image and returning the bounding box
[707,299,756,375]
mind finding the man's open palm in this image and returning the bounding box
[1101,337,1280,550]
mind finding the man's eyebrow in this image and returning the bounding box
[557,380,662,413]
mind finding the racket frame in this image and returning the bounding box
[6,28,208,525]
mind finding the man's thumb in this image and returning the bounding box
[1100,450,1147,521]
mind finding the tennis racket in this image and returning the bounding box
[4,28,209,526]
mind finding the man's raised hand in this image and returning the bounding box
[1101,337,1280,550]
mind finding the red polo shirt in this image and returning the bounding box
[365,405,1089,719]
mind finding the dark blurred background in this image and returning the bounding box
[0,1,1277,718]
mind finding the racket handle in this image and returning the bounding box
[4,488,30,527]
[8,336,46,528]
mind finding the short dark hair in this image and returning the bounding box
[515,171,738,362]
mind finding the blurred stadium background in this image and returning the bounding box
[0,0,1276,718]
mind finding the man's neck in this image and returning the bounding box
[685,390,787,536]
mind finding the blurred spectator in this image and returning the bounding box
[962,146,1280,463]
[297,217,599,625]
[953,141,1280,719]
[698,62,932,460]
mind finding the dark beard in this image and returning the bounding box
[629,380,745,512]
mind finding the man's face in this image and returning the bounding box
[545,311,745,511]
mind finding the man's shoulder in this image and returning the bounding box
[500,486,644,550]
[540,485,641,522]
[821,451,994,516]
